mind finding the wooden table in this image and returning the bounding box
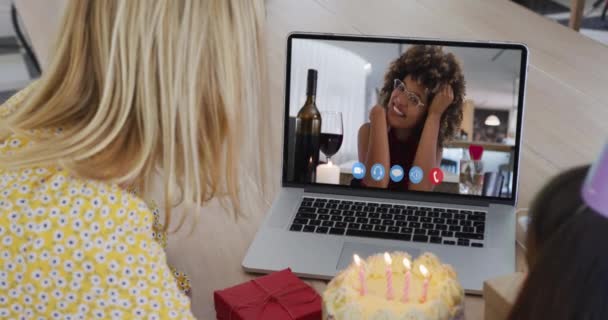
[15,0,608,319]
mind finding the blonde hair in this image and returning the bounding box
[0,0,268,231]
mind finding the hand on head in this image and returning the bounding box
[429,84,454,116]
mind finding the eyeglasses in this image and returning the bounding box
[393,79,425,109]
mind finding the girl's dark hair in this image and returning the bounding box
[379,45,466,147]
[509,165,608,320]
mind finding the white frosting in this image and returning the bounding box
[370,309,394,320]
[340,303,365,320]
[398,309,430,320]
[323,251,464,320]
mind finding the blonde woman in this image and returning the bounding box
[0,0,267,318]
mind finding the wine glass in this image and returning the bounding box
[319,111,343,164]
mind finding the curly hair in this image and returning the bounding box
[380,45,466,148]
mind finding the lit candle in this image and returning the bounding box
[419,264,430,303]
[353,254,366,296]
[316,160,340,184]
[402,257,411,303]
[384,252,394,300]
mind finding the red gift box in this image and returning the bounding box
[214,269,322,320]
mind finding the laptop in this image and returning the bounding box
[243,33,528,293]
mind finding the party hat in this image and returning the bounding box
[582,143,608,217]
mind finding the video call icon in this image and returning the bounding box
[389,165,404,183]
[371,164,385,181]
[409,166,423,184]
[352,162,366,180]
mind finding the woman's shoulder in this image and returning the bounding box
[0,165,156,262]
[358,122,371,137]
[1,162,154,229]
[0,81,38,118]
[0,81,43,155]
[359,122,371,130]
[51,173,154,224]
[0,132,38,157]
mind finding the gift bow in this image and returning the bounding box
[228,278,320,320]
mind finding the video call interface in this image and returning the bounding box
[285,38,524,199]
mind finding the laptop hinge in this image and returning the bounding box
[302,185,496,207]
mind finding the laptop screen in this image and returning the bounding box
[283,34,527,201]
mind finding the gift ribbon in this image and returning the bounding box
[228,278,320,320]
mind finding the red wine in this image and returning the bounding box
[294,69,322,183]
[320,133,343,159]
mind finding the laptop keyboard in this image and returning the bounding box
[289,197,486,248]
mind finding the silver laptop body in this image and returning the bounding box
[244,33,528,293]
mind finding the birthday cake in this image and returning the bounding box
[323,252,464,320]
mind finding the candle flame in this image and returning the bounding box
[403,257,411,270]
[354,254,361,266]
[419,264,429,278]
[384,252,392,265]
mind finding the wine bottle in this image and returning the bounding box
[294,69,322,183]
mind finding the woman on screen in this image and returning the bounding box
[357,45,466,191]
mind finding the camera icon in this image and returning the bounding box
[352,162,366,179]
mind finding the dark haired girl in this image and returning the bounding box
[509,164,608,320]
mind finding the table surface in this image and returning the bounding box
[15,0,608,319]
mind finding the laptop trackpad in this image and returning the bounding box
[336,242,421,271]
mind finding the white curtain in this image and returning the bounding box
[289,39,368,166]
